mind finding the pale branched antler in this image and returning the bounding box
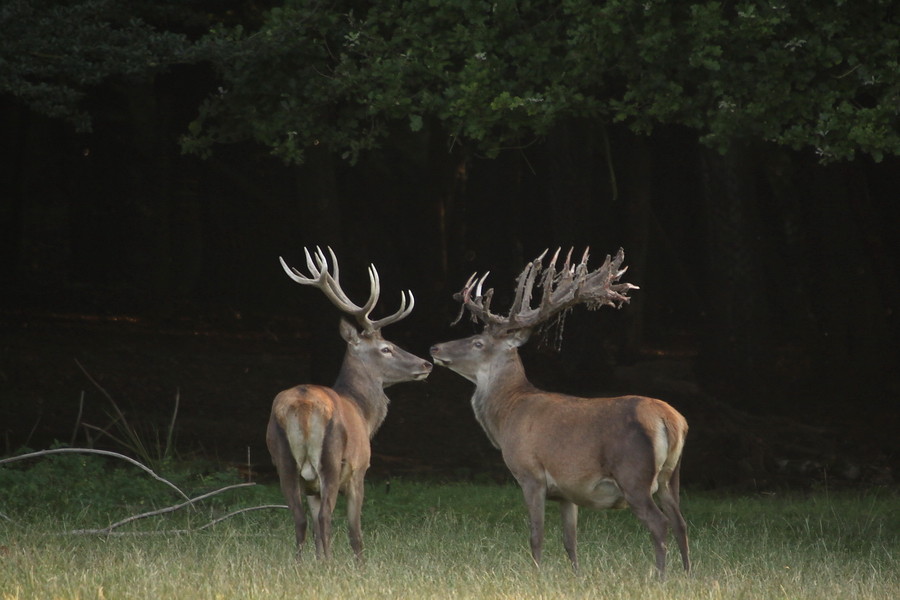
[453,247,637,333]
[280,246,415,335]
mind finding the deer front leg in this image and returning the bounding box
[559,500,579,571]
[346,471,366,562]
[520,479,547,567]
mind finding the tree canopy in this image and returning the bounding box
[183,0,900,164]
[0,0,195,131]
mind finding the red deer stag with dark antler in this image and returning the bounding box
[430,248,690,577]
[268,247,432,560]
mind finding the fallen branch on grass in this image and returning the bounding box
[68,482,255,534]
[67,483,289,536]
[63,505,291,536]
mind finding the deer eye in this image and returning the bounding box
[380,346,393,354]
[473,340,484,349]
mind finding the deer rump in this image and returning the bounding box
[269,385,368,494]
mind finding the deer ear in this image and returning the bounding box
[506,328,532,348]
[339,319,361,344]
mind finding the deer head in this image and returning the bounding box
[279,246,430,386]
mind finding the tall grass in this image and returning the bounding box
[1,466,897,599]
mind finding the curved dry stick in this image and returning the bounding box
[61,505,289,537]
[67,482,259,535]
[0,448,189,500]
[193,504,288,532]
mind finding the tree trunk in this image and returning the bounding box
[699,145,771,405]
[615,128,652,359]
[805,163,892,396]
[0,104,29,287]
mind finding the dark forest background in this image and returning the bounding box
[1,0,898,489]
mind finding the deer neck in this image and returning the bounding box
[471,349,533,448]
[333,353,390,437]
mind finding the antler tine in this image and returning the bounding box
[365,263,382,315]
[311,246,327,273]
[453,270,512,328]
[539,250,563,314]
[357,263,421,332]
[474,272,490,299]
[577,247,638,308]
[330,262,381,333]
[572,246,591,282]
[532,247,565,320]
[286,248,357,309]
[562,247,574,273]
[549,247,562,268]
[310,246,334,281]
[370,289,416,330]
[509,250,547,323]
[482,286,496,317]
[457,272,476,300]
[451,273,478,326]
[543,247,562,286]
[316,246,357,308]
[308,246,371,315]
[280,255,313,284]
[508,263,531,320]
[302,248,321,279]
[326,246,340,284]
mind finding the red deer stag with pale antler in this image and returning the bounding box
[268,247,432,560]
[430,248,690,577]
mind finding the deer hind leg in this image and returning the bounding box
[316,479,341,560]
[282,474,308,557]
[625,490,670,579]
[657,462,691,574]
[313,447,342,560]
[307,494,323,556]
[310,486,337,560]
[559,500,579,571]
[267,420,308,557]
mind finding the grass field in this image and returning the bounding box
[1,456,897,599]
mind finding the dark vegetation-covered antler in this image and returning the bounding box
[453,247,638,333]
